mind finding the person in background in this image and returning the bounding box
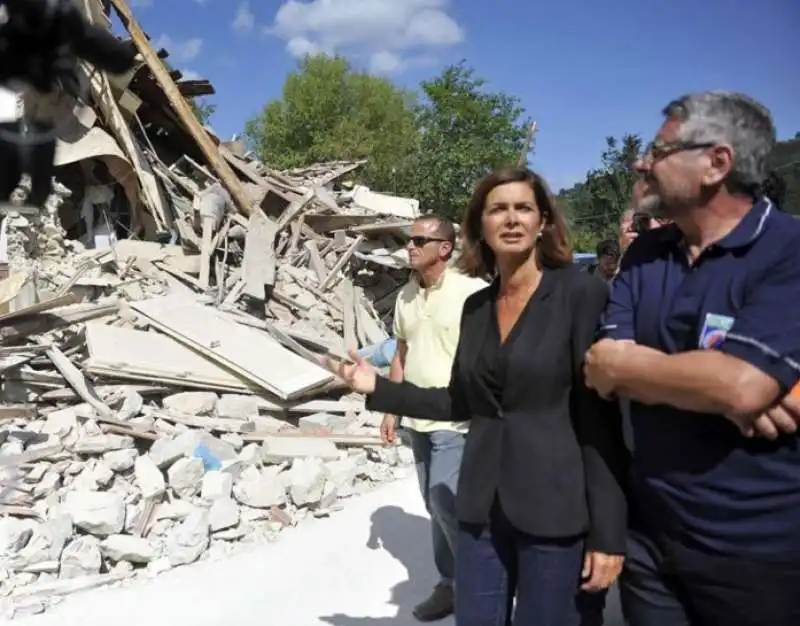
[619,180,663,252]
[587,90,800,626]
[332,167,627,625]
[382,215,486,622]
[762,169,786,210]
[618,208,637,252]
[590,239,621,283]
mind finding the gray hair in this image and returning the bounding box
[662,91,776,192]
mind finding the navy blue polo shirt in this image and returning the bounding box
[602,199,800,562]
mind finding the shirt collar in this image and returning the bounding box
[714,198,772,250]
[415,267,449,291]
[659,198,774,253]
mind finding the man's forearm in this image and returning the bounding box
[389,359,404,382]
[615,345,781,415]
[388,341,406,383]
[385,342,406,421]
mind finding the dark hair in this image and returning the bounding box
[761,170,786,210]
[456,167,572,278]
[596,239,620,260]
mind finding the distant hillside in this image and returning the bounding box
[769,137,800,214]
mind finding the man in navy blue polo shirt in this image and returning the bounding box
[584,91,800,626]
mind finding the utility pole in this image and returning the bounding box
[518,121,538,168]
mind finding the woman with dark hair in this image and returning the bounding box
[330,167,627,625]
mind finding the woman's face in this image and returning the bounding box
[481,181,545,261]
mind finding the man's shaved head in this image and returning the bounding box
[417,216,456,245]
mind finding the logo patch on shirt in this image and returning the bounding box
[698,313,735,349]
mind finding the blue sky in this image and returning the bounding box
[124,0,798,191]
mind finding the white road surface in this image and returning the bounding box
[11,475,624,625]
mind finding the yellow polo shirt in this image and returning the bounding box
[393,267,487,433]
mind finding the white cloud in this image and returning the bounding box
[152,35,203,63]
[286,37,322,57]
[268,0,464,74]
[180,69,203,81]
[369,51,404,74]
[233,2,255,32]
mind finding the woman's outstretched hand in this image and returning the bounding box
[324,350,378,395]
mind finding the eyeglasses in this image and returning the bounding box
[408,236,448,248]
[643,140,715,162]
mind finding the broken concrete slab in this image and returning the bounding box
[261,436,340,464]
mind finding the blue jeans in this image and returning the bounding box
[620,528,800,626]
[402,428,464,586]
[456,500,605,626]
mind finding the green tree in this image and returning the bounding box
[407,61,531,221]
[243,54,418,191]
[190,98,217,126]
[769,136,800,213]
[558,133,643,249]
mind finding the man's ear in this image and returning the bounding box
[704,144,735,187]
[441,241,453,258]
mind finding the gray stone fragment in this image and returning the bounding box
[59,536,102,579]
[208,498,239,532]
[107,387,144,420]
[324,456,359,498]
[260,436,339,464]
[134,455,165,499]
[73,434,134,454]
[233,466,285,509]
[165,509,209,566]
[0,519,32,556]
[286,457,327,507]
[64,490,125,536]
[103,449,138,473]
[163,392,217,416]
[201,471,233,500]
[217,394,259,420]
[101,534,156,563]
[167,457,204,498]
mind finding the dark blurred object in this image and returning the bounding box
[0,0,136,205]
[761,170,786,211]
[0,0,135,92]
[632,212,651,235]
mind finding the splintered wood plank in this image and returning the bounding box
[354,286,388,345]
[110,0,254,216]
[129,296,333,399]
[242,208,278,300]
[339,279,358,352]
[84,322,256,392]
[304,240,327,284]
[320,235,364,291]
[276,190,315,231]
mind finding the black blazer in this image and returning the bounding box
[367,266,628,554]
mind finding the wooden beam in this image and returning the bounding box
[110,0,254,216]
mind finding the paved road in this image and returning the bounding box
[12,475,624,625]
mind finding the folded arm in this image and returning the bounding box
[609,248,800,416]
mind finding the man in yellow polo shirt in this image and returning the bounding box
[382,216,487,622]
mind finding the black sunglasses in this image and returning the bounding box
[409,236,448,247]
[644,140,716,161]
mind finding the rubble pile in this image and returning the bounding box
[0,0,420,617]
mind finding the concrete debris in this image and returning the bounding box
[0,1,417,618]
